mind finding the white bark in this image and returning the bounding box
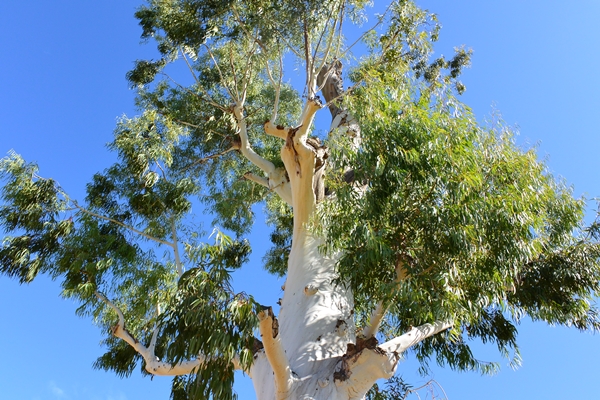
[362,302,386,339]
[234,104,293,205]
[250,234,354,399]
[249,233,451,399]
[338,321,453,399]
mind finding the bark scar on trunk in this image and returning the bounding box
[258,305,280,338]
[334,336,383,383]
[306,136,329,203]
[285,126,302,177]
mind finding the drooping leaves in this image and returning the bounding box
[2,1,600,399]
[0,153,73,282]
[322,62,600,372]
[154,233,256,400]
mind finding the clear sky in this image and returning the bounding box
[1,1,599,399]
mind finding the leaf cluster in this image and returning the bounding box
[0,153,73,282]
[322,69,600,372]
[158,233,256,400]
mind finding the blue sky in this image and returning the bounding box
[1,1,599,399]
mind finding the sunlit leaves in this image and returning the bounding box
[2,1,600,399]
[322,67,600,373]
[134,0,236,58]
[127,59,168,88]
[0,153,73,282]
[157,232,256,400]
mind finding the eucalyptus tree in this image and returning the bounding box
[2,1,600,399]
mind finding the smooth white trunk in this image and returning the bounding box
[250,232,355,400]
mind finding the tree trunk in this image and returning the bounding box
[250,233,355,399]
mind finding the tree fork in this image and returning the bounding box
[279,97,322,234]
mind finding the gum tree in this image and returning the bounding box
[2,1,600,399]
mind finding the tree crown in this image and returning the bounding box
[2,1,599,398]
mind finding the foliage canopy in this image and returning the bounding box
[2,0,600,399]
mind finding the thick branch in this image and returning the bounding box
[264,120,289,140]
[258,306,293,399]
[338,321,452,399]
[233,104,276,175]
[243,170,292,205]
[380,321,453,355]
[317,62,361,151]
[234,104,292,205]
[95,291,241,376]
[280,98,323,233]
[243,172,269,188]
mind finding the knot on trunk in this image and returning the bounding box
[346,335,381,357]
[334,335,383,383]
[252,338,264,357]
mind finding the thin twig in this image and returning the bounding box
[240,34,260,105]
[338,1,394,60]
[228,45,241,101]
[402,379,449,400]
[180,147,237,172]
[303,17,314,96]
[170,216,184,277]
[71,201,173,247]
[163,73,227,111]
[204,44,238,101]
[180,48,200,85]
[312,0,342,80]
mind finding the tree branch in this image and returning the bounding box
[311,1,346,86]
[265,53,284,122]
[338,321,452,399]
[204,43,237,102]
[170,216,184,277]
[317,62,361,151]
[71,201,173,247]
[244,169,292,205]
[179,48,200,85]
[362,302,386,338]
[163,73,227,112]
[179,147,237,172]
[233,104,293,205]
[242,172,269,188]
[278,98,323,232]
[95,291,242,376]
[257,306,293,400]
[233,104,276,175]
[303,17,314,97]
[264,120,289,140]
[380,321,453,355]
[338,2,394,60]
